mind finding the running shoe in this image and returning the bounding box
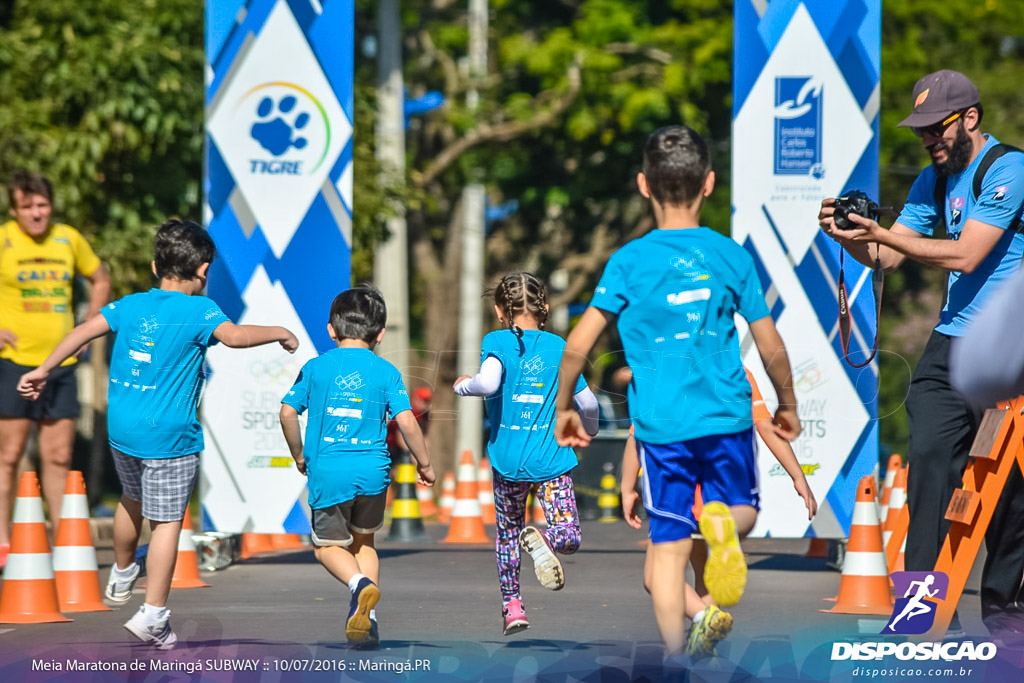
[124,606,178,650]
[502,598,530,635]
[699,501,746,607]
[519,526,564,590]
[686,604,733,658]
[346,577,380,643]
[105,562,143,603]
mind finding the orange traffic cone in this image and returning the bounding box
[417,483,439,520]
[531,488,546,527]
[438,472,456,524]
[822,476,893,615]
[240,533,275,559]
[0,472,72,623]
[878,454,902,525]
[53,471,110,612]
[881,467,908,553]
[806,538,829,558]
[886,501,910,574]
[443,451,490,544]
[894,535,906,573]
[170,506,209,589]
[270,534,307,550]
[478,456,496,525]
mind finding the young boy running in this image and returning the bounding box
[280,286,434,648]
[554,125,801,658]
[19,219,298,649]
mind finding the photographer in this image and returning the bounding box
[819,70,1024,637]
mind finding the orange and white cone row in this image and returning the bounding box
[882,467,908,552]
[438,472,456,524]
[417,482,439,519]
[478,456,496,525]
[878,454,902,524]
[170,506,210,589]
[443,451,490,544]
[822,475,893,615]
[53,471,110,612]
[0,472,71,623]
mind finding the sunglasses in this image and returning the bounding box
[912,110,965,138]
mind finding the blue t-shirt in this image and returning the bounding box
[101,290,229,458]
[480,329,587,481]
[897,135,1024,336]
[590,227,770,444]
[281,347,411,509]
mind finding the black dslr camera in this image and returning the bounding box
[833,190,880,230]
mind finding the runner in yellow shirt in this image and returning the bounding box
[0,171,110,566]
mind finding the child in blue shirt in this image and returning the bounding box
[19,219,298,649]
[453,272,599,636]
[554,126,801,658]
[280,286,434,649]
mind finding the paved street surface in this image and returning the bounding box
[0,520,1018,682]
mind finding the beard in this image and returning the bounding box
[931,121,973,177]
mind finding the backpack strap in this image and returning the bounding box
[933,174,948,234]
[973,143,1024,234]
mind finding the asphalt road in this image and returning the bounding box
[0,519,1017,683]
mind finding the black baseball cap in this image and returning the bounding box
[898,70,981,129]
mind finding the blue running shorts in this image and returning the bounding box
[639,428,759,544]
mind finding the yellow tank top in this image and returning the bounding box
[0,221,101,366]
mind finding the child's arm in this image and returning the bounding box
[755,419,817,520]
[555,307,614,447]
[573,386,600,437]
[620,427,643,529]
[453,356,502,396]
[17,315,112,400]
[395,409,435,486]
[214,322,299,353]
[748,316,801,440]
[279,404,306,475]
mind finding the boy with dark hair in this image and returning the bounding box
[19,218,298,649]
[280,286,434,648]
[555,125,801,659]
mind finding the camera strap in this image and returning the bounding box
[837,249,883,368]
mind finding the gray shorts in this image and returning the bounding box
[311,493,387,547]
[111,449,199,522]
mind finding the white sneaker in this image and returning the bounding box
[519,526,564,590]
[124,606,178,650]
[105,563,142,603]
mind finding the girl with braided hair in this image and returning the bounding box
[453,271,599,636]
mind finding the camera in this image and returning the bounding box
[833,190,880,230]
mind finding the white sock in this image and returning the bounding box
[348,574,367,593]
[142,603,169,620]
[693,608,706,623]
[114,562,138,578]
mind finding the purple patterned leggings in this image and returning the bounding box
[493,470,581,603]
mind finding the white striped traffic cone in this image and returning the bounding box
[53,471,110,612]
[478,456,496,524]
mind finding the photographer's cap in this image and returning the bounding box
[898,70,980,128]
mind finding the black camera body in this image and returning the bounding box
[833,190,880,230]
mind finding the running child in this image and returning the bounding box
[280,286,434,649]
[453,272,599,636]
[554,125,801,658]
[18,219,299,649]
[620,366,817,657]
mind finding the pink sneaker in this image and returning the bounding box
[502,598,529,636]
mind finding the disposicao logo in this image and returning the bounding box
[236,81,331,176]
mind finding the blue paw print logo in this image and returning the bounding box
[250,96,310,156]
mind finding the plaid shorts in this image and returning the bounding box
[111,449,199,522]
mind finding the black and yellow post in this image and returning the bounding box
[598,473,622,522]
[387,450,432,542]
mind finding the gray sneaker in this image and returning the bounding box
[124,606,178,650]
[105,563,142,603]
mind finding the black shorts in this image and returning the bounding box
[0,358,80,420]
[310,493,387,547]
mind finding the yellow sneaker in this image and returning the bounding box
[686,604,733,658]
[699,501,746,607]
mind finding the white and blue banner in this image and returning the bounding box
[732,1,880,538]
[200,0,353,533]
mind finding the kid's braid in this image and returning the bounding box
[493,271,549,338]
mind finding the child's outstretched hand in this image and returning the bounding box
[794,476,817,520]
[622,485,642,529]
[416,463,436,487]
[555,409,591,448]
[452,375,472,389]
[280,329,299,353]
[17,369,49,402]
[772,406,801,441]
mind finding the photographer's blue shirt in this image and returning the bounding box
[282,347,411,509]
[480,329,586,481]
[590,227,770,445]
[101,290,229,458]
[897,135,1024,336]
